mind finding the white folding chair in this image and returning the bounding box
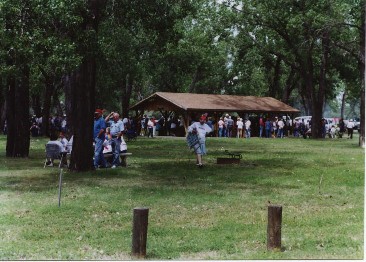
[43,143,64,168]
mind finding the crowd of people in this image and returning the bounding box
[217,114,290,139]
[39,109,358,169]
[29,114,68,137]
[139,114,185,138]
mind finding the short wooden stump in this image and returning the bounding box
[217,158,240,164]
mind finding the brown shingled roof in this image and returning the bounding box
[129,92,299,113]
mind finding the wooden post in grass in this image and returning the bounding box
[132,207,149,258]
[267,205,282,250]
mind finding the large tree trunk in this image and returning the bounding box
[340,91,346,119]
[6,65,30,157]
[121,73,133,118]
[271,55,282,99]
[281,67,298,104]
[188,66,202,93]
[359,1,365,148]
[63,74,74,136]
[40,72,55,137]
[68,0,106,172]
[68,60,95,171]
[0,81,6,132]
[31,94,42,117]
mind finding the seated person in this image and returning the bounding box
[329,125,336,138]
[66,135,73,153]
[103,134,128,166]
[59,132,69,151]
[46,134,67,167]
[120,136,127,153]
[103,127,112,154]
[30,122,40,137]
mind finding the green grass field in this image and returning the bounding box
[0,134,364,260]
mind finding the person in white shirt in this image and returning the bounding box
[346,119,355,139]
[147,118,154,138]
[218,117,225,137]
[277,118,285,138]
[236,118,244,138]
[245,118,251,138]
[58,132,69,152]
[329,125,336,138]
[187,115,212,167]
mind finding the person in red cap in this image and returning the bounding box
[187,115,212,168]
[94,109,107,169]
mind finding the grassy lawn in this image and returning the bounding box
[0,134,364,260]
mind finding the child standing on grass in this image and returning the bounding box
[187,115,212,168]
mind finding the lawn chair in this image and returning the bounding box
[43,143,65,168]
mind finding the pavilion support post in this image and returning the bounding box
[182,111,190,135]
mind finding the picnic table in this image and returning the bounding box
[217,150,242,164]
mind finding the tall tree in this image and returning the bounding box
[1,1,33,157]
[68,0,107,171]
[224,0,362,138]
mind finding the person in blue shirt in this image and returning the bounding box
[105,112,125,168]
[265,118,272,138]
[94,109,107,169]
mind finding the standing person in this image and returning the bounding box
[272,117,278,138]
[147,117,154,138]
[321,118,327,138]
[206,117,214,137]
[277,118,285,138]
[151,117,157,136]
[294,119,300,137]
[218,117,225,137]
[93,109,107,169]
[265,118,272,138]
[106,112,125,168]
[143,115,149,136]
[346,119,355,139]
[259,117,265,138]
[226,116,234,138]
[187,115,212,168]
[236,117,244,138]
[170,117,177,136]
[245,118,251,138]
[224,114,230,137]
[338,118,345,138]
[140,116,146,136]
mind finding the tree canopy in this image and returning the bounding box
[0,0,364,166]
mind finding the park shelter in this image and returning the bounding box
[129,92,300,135]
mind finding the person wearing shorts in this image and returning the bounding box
[187,115,212,167]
